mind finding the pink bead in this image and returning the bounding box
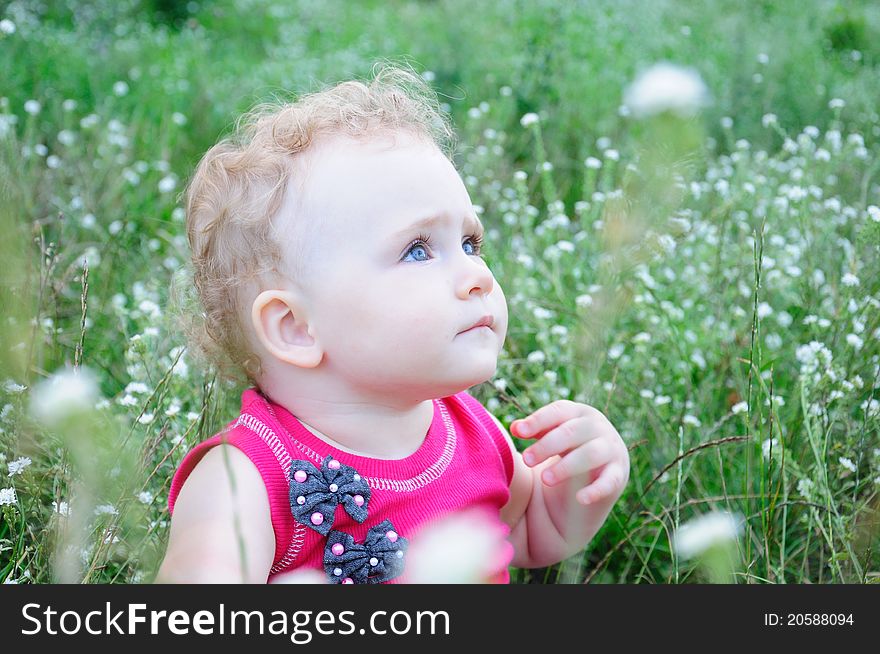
[310,512,324,526]
[294,470,307,483]
[386,530,398,543]
[328,459,341,470]
[342,578,354,584]
[353,495,364,507]
[332,543,345,556]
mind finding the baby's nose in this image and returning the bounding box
[458,256,495,298]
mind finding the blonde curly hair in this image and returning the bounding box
[173,62,456,386]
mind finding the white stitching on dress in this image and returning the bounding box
[261,398,457,493]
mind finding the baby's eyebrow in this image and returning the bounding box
[389,213,483,241]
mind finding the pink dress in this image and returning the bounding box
[167,387,515,583]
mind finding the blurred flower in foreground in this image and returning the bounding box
[623,62,710,119]
[403,508,513,583]
[28,365,100,429]
[673,510,744,583]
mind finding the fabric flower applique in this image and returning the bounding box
[324,519,408,584]
[288,456,371,536]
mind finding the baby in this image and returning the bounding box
[156,64,630,584]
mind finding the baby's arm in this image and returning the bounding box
[154,444,276,583]
[489,408,628,568]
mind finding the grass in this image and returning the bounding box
[0,0,878,584]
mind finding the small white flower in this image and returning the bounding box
[526,351,546,364]
[838,457,856,473]
[633,331,651,344]
[0,18,16,34]
[639,389,654,399]
[673,511,743,559]
[24,100,41,115]
[53,500,71,516]
[113,81,129,97]
[683,414,701,427]
[3,380,27,393]
[654,395,672,406]
[158,175,177,193]
[125,381,150,395]
[604,149,620,161]
[584,156,602,170]
[171,112,187,126]
[841,273,859,287]
[137,412,155,425]
[520,112,540,128]
[731,401,749,415]
[868,206,880,223]
[623,62,710,119]
[846,334,863,351]
[575,294,594,308]
[608,344,624,360]
[828,98,845,110]
[513,170,528,182]
[0,487,17,505]
[762,113,778,128]
[57,129,76,146]
[7,456,31,476]
[757,302,773,319]
[762,438,779,460]
[797,478,814,499]
[138,491,154,505]
[94,504,119,516]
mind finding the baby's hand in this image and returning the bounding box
[511,400,629,506]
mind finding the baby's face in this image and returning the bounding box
[278,133,508,399]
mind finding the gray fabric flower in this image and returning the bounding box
[323,520,407,584]
[288,456,371,535]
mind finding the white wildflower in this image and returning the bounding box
[624,62,709,118]
[29,366,100,429]
[53,500,71,516]
[519,113,539,128]
[3,380,27,393]
[526,351,546,364]
[762,438,778,460]
[7,457,31,476]
[24,100,41,115]
[762,113,777,128]
[0,18,16,34]
[797,478,814,499]
[608,344,624,360]
[757,302,773,319]
[731,401,749,415]
[846,334,863,351]
[0,487,17,505]
[94,504,119,516]
[138,491,154,505]
[584,156,602,169]
[158,175,177,193]
[841,273,859,287]
[838,457,856,473]
[683,414,701,427]
[673,511,743,559]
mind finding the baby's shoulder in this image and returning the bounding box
[159,444,275,582]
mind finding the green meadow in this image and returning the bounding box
[0,0,878,583]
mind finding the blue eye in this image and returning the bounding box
[402,233,485,262]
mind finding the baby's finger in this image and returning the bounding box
[541,437,612,486]
[576,461,628,505]
[511,400,591,440]
[521,416,595,467]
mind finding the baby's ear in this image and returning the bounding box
[251,290,323,369]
